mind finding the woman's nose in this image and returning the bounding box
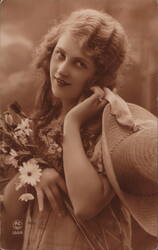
[57,60,70,78]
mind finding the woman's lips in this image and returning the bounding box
[54,76,71,87]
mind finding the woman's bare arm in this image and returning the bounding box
[63,119,114,221]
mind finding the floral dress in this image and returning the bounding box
[0,105,131,250]
[22,118,131,250]
[1,100,157,250]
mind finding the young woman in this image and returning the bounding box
[2,9,157,250]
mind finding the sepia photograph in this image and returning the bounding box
[0,0,158,250]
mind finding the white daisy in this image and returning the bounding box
[19,193,34,202]
[15,118,32,137]
[1,142,8,153]
[8,149,18,168]
[9,157,18,168]
[4,112,13,126]
[19,160,42,186]
[28,158,38,165]
[10,149,18,157]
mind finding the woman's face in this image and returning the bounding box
[49,31,96,105]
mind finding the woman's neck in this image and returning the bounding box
[60,99,77,118]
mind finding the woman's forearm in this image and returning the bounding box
[63,119,114,219]
[3,173,28,219]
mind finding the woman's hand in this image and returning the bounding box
[64,86,107,128]
[35,168,67,216]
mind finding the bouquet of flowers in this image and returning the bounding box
[0,101,99,212]
[0,102,59,210]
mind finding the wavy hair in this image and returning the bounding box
[32,9,128,127]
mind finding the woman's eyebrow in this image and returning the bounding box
[56,47,65,53]
[73,55,94,66]
[56,46,92,65]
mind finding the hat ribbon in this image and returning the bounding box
[104,88,140,132]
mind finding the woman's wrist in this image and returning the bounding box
[64,115,80,134]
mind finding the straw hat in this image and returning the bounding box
[102,89,158,238]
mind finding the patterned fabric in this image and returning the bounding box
[22,119,131,250]
[37,118,105,176]
[23,197,129,250]
[0,104,131,250]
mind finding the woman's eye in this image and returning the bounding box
[54,50,65,60]
[75,61,87,69]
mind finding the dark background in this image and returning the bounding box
[0,0,158,115]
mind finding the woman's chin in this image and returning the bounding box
[52,91,62,99]
[51,88,63,99]
[52,89,76,102]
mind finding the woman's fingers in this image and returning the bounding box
[58,178,68,195]
[50,185,67,216]
[97,98,108,107]
[90,86,105,98]
[90,86,105,103]
[64,85,107,127]
[44,185,66,216]
[44,186,59,214]
[87,88,107,107]
[38,168,68,215]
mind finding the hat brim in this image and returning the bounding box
[102,103,158,237]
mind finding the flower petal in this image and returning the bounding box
[19,193,34,202]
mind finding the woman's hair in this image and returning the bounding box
[32,9,128,126]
